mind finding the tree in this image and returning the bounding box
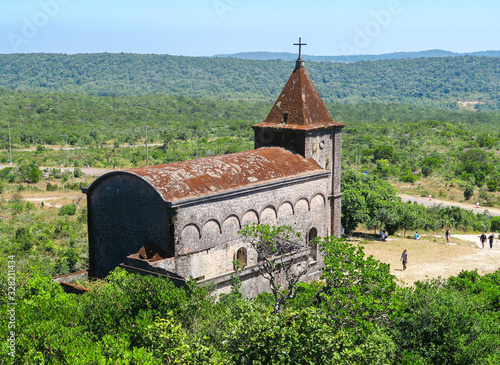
[464,184,474,201]
[342,169,400,234]
[421,165,433,178]
[314,236,397,331]
[373,145,396,163]
[239,224,313,313]
[458,149,492,176]
[491,217,500,232]
[28,165,43,183]
[476,133,496,148]
[474,170,486,187]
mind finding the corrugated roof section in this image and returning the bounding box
[254,65,344,130]
[127,148,324,202]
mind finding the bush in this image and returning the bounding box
[0,167,14,179]
[46,182,59,191]
[400,172,418,184]
[65,181,85,191]
[487,180,498,192]
[73,167,84,178]
[491,217,500,232]
[58,204,77,216]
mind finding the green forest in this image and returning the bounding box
[0,53,499,109]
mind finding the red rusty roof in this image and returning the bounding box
[253,64,344,130]
[126,148,324,202]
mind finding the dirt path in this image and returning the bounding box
[23,195,83,208]
[354,234,500,286]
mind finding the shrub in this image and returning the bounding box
[59,204,77,216]
[400,172,418,184]
[419,189,431,198]
[486,180,498,192]
[395,278,500,365]
[73,167,84,178]
[65,181,85,191]
[491,217,500,232]
[0,167,14,179]
[46,182,59,191]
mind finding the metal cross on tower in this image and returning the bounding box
[293,37,307,60]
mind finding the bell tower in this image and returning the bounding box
[252,38,345,237]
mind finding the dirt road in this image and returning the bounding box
[0,165,115,177]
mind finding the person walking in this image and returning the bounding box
[488,233,495,249]
[401,249,408,270]
[445,228,451,244]
[480,232,487,249]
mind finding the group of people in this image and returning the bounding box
[398,228,496,272]
[480,232,496,249]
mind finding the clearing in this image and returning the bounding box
[353,233,500,286]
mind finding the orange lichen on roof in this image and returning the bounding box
[127,148,324,202]
[253,65,344,129]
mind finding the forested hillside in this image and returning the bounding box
[1,90,500,208]
[1,90,499,148]
[214,49,500,62]
[0,53,499,109]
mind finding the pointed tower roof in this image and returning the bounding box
[254,40,344,131]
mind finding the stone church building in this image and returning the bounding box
[82,55,345,296]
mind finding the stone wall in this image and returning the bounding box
[173,173,330,281]
[86,173,175,278]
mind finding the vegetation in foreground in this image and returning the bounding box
[1,234,499,364]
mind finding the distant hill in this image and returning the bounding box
[0,53,499,110]
[213,50,500,62]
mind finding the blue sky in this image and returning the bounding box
[2,0,499,55]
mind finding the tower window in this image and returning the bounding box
[283,113,289,123]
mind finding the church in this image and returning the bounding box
[82,44,345,296]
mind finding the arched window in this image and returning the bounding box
[308,228,318,243]
[308,228,318,261]
[234,247,248,269]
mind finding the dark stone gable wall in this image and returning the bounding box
[87,173,174,278]
[173,174,330,285]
